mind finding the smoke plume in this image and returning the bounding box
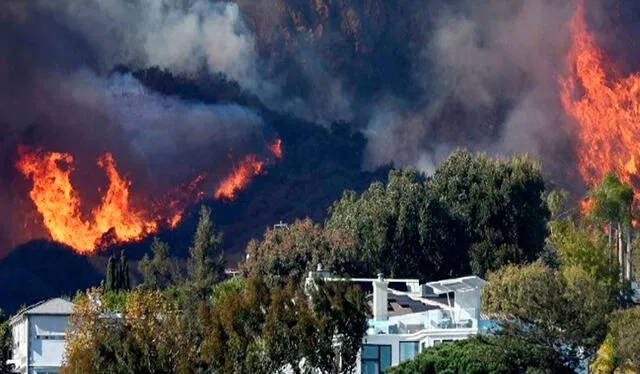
[364,0,576,177]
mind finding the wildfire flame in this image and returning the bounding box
[560,1,640,200]
[16,138,284,254]
[269,138,283,159]
[214,155,265,200]
[15,146,156,254]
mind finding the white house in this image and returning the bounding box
[306,268,487,374]
[6,298,75,374]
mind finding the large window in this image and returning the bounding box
[361,344,391,374]
[399,341,419,363]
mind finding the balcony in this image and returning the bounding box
[368,308,478,335]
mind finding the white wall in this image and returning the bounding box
[10,317,29,372]
[28,315,69,369]
[356,329,477,373]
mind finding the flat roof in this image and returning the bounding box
[426,276,487,294]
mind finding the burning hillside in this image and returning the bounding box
[15,140,282,255]
[560,0,640,200]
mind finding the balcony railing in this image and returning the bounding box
[368,308,478,335]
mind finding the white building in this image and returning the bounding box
[6,298,75,374]
[307,268,487,374]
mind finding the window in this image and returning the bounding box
[361,344,391,374]
[433,339,455,347]
[36,335,65,340]
[399,341,419,362]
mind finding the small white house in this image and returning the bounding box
[6,298,75,374]
[306,268,487,374]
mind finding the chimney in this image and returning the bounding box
[373,273,389,321]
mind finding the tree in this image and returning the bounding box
[609,307,640,368]
[201,277,368,374]
[547,221,620,290]
[187,205,225,302]
[589,172,634,280]
[483,262,617,368]
[104,251,131,292]
[105,255,116,292]
[119,250,130,291]
[62,289,195,374]
[138,237,179,291]
[326,169,466,281]
[387,335,573,374]
[307,280,369,374]
[428,150,550,277]
[0,309,12,374]
[242,218,357,286]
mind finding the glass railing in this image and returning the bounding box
[368,308,478,335]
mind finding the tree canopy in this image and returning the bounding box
[241,218,357,286]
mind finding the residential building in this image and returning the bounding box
[6,298,75,374]
[306,268,487,374]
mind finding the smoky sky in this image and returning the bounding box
[0,0,628,256]
[0,0,272,257]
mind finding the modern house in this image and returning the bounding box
[6,298,75,374]
[306,267,487,374]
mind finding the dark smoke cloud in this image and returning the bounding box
[0,0,272,257]
[365,0,576,175]
[0,0,624,257]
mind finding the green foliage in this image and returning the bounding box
[103,291,129,312]
[589,172,634,225]
[609,307,640,368]
[387,338,498,374]
[104,251,131,293]
[547,189,570,219]
[242,218,357,286]
[388,336,573,374]
[211,277,245,305]
[308,280,369,373]
[201,277,368,374]
[326,169,466,281]
[0,309,12,374]
[106,256,116,292]
[548,221,619,288]
[63,289,195,374]
[483,262,617,367]
[138,237,179,291]
[428,150,550,276]
[188,205,225,302]
[326,151,550,280]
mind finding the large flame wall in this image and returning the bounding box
[561,1,640,198]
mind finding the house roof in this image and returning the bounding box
[426,276,487,294]
[366,289,448,317]
[10,298,75,324]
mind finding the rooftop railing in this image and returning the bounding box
[368,308,478,335]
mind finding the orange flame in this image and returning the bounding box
[15,147,156,254]
[16,138,284,254]
[580,197,594,215]
[560,1,640,200]
[269,138,283,159]
[214,155,264,200]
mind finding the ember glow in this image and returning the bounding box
[214,155,265,200]
[560,1,640,199]
[15,147,156,254]
[269,138,283,159]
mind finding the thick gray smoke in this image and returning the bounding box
[364,0,575,175]
[0,0,272,257]
[41,1,260,89]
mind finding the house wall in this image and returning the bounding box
[27,315,69,370]
[356,328,478,373]
[10,317,29,373]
